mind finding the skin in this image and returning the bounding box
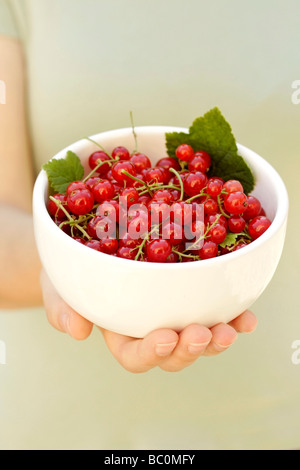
[0,36,257,373]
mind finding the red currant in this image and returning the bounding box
[207,223,227,244]
[66,180,87,196]
[199,241,218,259]
[242,196,261,220]
[111,146,130,161]
[156,157,181,172]
[88,151,111,176]
[228,215,246,233]
[223,179,244,194]
[130,153,151,172]
[100,237,119,254]
[206,178,223,197]
[111,161,137,184]
[146,239,172,263]
[183,171,208,197]
[248,216,272,240]
[48,194,68,219]
[92,179,115,203]
[120,187,140,207]
[117,246,138,260]
[67,188,94,215]
[224,191,248,215]
[188,151,211,173]
[176,144,194,162]
[85,239,102,251]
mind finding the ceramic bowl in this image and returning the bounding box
[33,126,289,338]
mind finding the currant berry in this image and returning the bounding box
[111,161,137,184]
[48,194,68,219]
[199,241,218,259]
[88,151,111,175]
[183,171,208,197]
[205,213,228,229]
[144,167,168,184]
[67,188,94,215]
[242,196,261,220]
[130,153,152,172]
[92,179,115,203]
[224,191,248,215]
[99,237,119,254]
[176,144,194,162]
[97,199,119,222]
[206,178,223,197]
[223,179,244,194]
[146,239,172,263]
[152,189,174,205]
[161,222,183,245]
[119,232,141,249]
[188,151,211,173]
[66,180,87,196]
[203,198,218,215]
[248,216,272,240]
[156,157,181,172]
[120,187,140,207]
[85,239,102,251]
[85,176,101,191]
[207,223,227,244]
[117,246,138,260]
[111,146,130,161]
[228,215,246,233]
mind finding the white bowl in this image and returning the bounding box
[33,126,289,338]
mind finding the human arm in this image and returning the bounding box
[0,36,42,308]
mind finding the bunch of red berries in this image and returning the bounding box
[47,143,271,263]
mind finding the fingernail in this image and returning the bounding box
[155,342,177,357]
[60,312,70,335]
[188,342,210,355]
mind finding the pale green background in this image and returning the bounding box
[0,0,299,450]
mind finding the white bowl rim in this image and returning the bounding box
[33,125,289,270]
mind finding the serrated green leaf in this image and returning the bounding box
[165,107,255,194]
[219,232,240,248]
[42,151,84,194]
[165,131,191,158]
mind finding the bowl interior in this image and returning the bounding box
[40,126,288,229]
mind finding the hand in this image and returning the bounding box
[41,269,257,373]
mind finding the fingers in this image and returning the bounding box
[40,269,93,340]
[203,323,238,356]
[228,310,258,333]
[100,327,179,373]
[159,324,212,372]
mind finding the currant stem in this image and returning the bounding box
[134,224,160,261]
[172,249,200,260]
[185,190,208,204]
[121,170,153,197]
[130,111,138,154]
[82,159,117,182]
[217,195,230,218]
[183,213,221,253]
[49,196,92,240]
[84,137,114,160]
[169,168,184,201]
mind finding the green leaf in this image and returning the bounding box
[165,107,255,194]
[42,151,84,194]
[219,232,240,249]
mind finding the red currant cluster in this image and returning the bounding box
[47,143,271,263]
